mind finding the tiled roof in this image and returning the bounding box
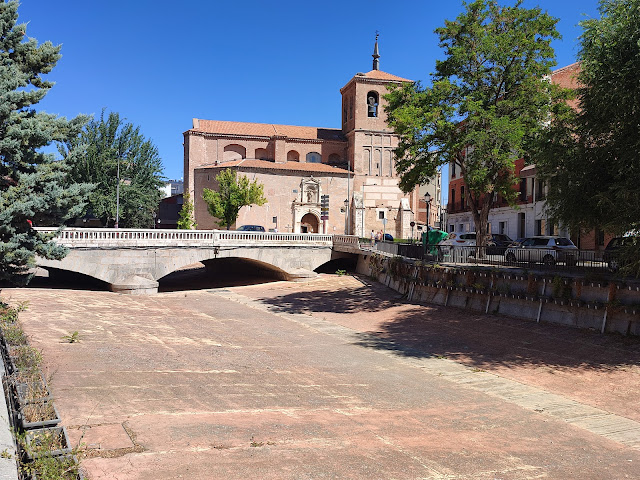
[196,159,349,175]
[190,119,345,141]
[361,70,412,83]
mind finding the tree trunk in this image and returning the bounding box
[470,192,494,258]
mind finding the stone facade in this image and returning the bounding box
[184,39,440,237]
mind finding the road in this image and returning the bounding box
[2,273,639,479]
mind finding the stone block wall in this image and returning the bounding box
[355,253,640,336]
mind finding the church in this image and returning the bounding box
[183,38,438,237]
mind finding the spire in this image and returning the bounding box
[372,32,380,71]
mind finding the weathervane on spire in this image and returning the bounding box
[372,31,380,71]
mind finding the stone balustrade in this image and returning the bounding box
[34,228,340,248]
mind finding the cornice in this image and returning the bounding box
[194,163,350,177]
[185,130,346,145]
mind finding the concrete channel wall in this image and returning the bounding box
[355,253,640,337]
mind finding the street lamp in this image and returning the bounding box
[424,192,432,230]
[115,157,121,229]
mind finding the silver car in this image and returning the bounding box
[504,236,578,266]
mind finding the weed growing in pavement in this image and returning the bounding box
[61,331,80,343]
[335,269,347,276]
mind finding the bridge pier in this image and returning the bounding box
[110,275,159,295]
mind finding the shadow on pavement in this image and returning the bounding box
[259,276,640,371]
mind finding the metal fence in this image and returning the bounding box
[395,244,611,273]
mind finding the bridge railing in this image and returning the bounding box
[33,228,347,247]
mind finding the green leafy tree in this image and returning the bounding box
[536,0,640,275]
[385,0,566,248]
[0,1,92,286]
[177,191,197,229]
[60,110,165,228]
[202,169,266,229]
[538,0,640,235]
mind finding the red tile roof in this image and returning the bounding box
[190,119,345,141]
[361,70,412,83]
[196,159,349,175]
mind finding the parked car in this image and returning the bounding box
[603,235,640,272]
[439,232,478,251]
[236,225,265,232]
[504,236,578,266]
[383,233,394,242]
[439,232,514,258]
[487,233,514,256]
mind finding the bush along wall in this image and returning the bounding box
[358,254,640,336]
[0,301,83,480]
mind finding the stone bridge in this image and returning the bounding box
[34,228,361,294]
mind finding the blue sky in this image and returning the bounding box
[20,0,600,183]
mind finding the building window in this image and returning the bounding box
[596,228,605,246]
[367,91,379,117]
[328,153,342,166]
[364,149,372,175]
[499,221,506,235]
[520,178,527,201]
[287,150,300,162]
[450,189,455,211]
[449,224,454,232]
[535,219,543,236]
[378,210,385,220]
[223,144,246,162]
[255,148,268,160]
[536,179,545,200]
[460,186,465,210]
[349,97,354,119]
[451,162,456,178]
[306,152,321,163]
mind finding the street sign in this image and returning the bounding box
[320,194,329,220]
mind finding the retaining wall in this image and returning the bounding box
[356,253,640,336]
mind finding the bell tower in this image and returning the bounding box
[340,35,412,176]
[340,35,416,240]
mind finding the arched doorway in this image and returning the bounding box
[300,213,319,233]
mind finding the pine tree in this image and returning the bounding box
[0,1,92,286]
[177,191,197,229]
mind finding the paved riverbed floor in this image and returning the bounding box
[2,273,640,479]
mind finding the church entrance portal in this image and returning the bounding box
[300,213,319,233]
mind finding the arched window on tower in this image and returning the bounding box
[367,91,379,118]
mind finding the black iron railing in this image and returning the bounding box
[394,244,611,273]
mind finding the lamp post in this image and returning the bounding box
[424,192,432,230]
[115,158,120,229]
